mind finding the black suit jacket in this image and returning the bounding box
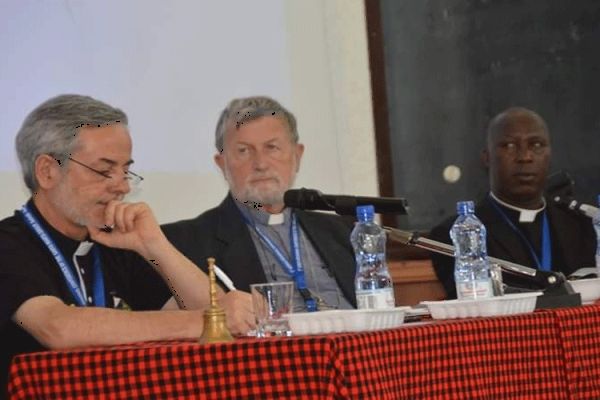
[429,197,596,298]
[162,194,357,307]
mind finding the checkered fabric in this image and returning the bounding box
[10,306,600,400]
[552,304,600,399]
[8,338,340,400]
[331,311,568,399]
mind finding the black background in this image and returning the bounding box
[379,0,600,230]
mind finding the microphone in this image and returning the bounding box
[545,170,574,198]
[553,195,599,219]
[283,188,409,215]
[545,169,598,219]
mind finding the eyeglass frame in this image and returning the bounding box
[56,156,144,186]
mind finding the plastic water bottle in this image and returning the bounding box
[594,194,600,270]
[450,201,493,300]
[351,205,395,309]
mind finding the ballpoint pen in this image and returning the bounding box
[213,265,237,291]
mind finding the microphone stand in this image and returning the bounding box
[383,227,567,291]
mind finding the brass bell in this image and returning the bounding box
[198,257,235,344]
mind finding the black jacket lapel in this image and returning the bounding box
[295,210,356,307]
[214,195,267,292]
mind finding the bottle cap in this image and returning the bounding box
[456,201,475,215]
[356,205,375,222]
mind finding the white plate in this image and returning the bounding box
[420,292,542,319]
[404,306,431,317]
[284,307,410,335]
[568,278,600,304]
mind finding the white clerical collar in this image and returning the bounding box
[236,200,289,226]
[268,213,285,225]
[489,192,546,223]
[74,241,94,256]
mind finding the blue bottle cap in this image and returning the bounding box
[356,205,375,222]
[456,201,475,215]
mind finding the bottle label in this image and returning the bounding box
[356,288,395,309]
[456,280,493,300]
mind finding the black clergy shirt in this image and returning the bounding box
[0,200,171,395]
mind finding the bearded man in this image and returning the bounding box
[0,94,254,394]
[162,96,356,311]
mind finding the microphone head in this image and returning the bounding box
[284,188,409,215]
[283,188,333,211]
[545,170,574,198]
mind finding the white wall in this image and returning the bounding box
[0,0,378,223]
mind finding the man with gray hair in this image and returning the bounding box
[0,94,254,393]
[163,96,356,312]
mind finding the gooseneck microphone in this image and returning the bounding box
[545,170,599,219]
[283,188,409,216]
[553,195,599,219]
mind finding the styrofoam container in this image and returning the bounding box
[420,292,542,320]
[569,278,600,304]
[284,307,410,335]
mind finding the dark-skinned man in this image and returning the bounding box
[429,107,596,299]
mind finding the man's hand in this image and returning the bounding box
[219,291,256,336]
[87,200,166,258]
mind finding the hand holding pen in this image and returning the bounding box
[212,265,257,335]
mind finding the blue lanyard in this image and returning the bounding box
[242,211,317,312]
[20,204,106,307]
[488,197,552,271]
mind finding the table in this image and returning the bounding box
[9,305,600,399]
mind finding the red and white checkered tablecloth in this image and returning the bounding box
[9,305,600,400]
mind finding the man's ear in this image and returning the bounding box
[480,148,490,169]
[294,143,305,172]
[34,154,62,189]
[214,152,226,175]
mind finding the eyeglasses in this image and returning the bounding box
[66,157,144,187]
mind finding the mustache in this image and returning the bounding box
[247,174,280,183]
[96,195,125,205]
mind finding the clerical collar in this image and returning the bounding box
[235,200,289,226]
[74,241,94,256]
[25,199,94,256]
[489,192,546,223]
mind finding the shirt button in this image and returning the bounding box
[88,296,93,303]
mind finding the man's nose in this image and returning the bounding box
[252,150,269,170]
[109,174,131,195]
[515,145,534,162]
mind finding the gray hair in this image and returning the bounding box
[15,94,128,192]
[214,96,298,151]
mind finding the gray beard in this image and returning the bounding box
[231,188,284,208]
[225,170,295,208]
[49,181,89,228]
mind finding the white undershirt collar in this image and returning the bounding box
[489,191,546,223]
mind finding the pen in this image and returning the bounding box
[213,265,237,291]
